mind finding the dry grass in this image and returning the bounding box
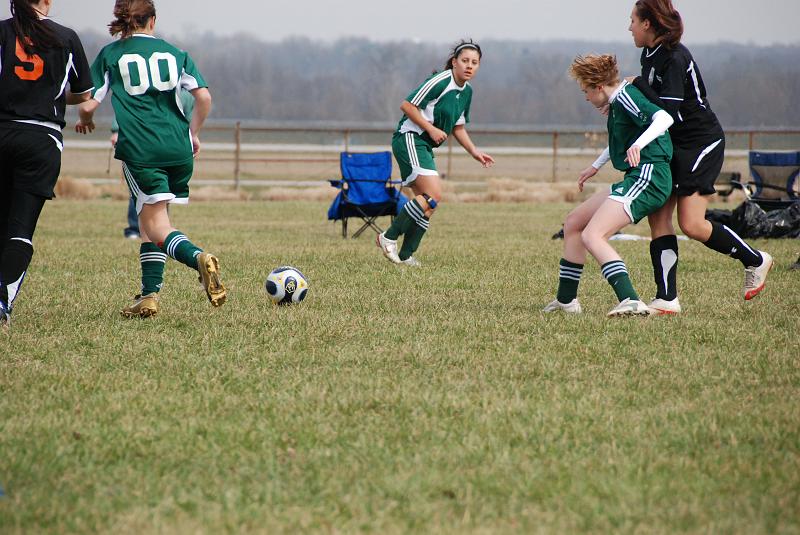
[56,148,747,205]
[54,175,748,205]
[252,185,338,202]
[55,177,131,201]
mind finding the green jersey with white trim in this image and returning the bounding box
[607,80,672,171]
[396,69,472,147]
[90,34,207,166]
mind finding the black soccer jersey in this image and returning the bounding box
[0,17,93,129]
[636,43,723,148]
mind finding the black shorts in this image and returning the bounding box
[0,124,63,199]
[671,137,725,197]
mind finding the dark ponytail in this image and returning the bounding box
[10,0,62,54]
[634,0,683,48]
[109,0,156,38]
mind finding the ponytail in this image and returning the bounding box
[10,0,62,54]
[634,0,683,48]
[109,0,156,38]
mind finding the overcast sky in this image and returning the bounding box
[4,0,798,45]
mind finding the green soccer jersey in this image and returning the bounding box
[607,80,672,170]
[396,69,472,147]
[91,34,207,167]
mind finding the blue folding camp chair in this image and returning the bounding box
[327,152,408,238]
[732,151,800,211]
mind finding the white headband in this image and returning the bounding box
[454,43,480,55]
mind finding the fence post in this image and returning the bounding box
[344,129,350,153]
[234,121,241,190]
[552,131,559,182]
[748,131,755,151]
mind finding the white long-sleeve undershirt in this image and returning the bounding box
[632,110,674,152]
[591,109,674,170]
[591,147,610,170]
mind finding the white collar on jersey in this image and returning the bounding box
[131,33,157,39]
[608,79,629,104]
[645,43,663,58]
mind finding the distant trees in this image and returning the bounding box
[77,31,800,127]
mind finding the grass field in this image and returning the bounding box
[1,200,799,533]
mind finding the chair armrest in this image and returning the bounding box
[728,178,753,199]
[756,182,794,192]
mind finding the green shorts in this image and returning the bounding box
[122,160,193,214]
[392,132,439,185]
[609,162,672,223]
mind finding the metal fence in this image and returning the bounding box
[64,123,800,187]
[194,124,800,188]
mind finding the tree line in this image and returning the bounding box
[76,30,800,128]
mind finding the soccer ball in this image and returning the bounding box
[265,266,309,305]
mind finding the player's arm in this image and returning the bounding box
[400,100,447,145]
[451,125,493,167]
[189,87,212,156]
[577,147,609,192]
[74,98,101,134]
[632,56,686,121]
[65,89,92,105]
[616,87,674,167]
[65,31,95,106]
[626,110,673,167]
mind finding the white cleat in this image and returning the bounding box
[648,297,681,315]
[542,298,582,314]
[744,251,773,301]
[0,302,10,333]
[400,256,422,267]
[376,232,401,264]
[607,298,651,317]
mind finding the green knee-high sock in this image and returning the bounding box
[140,242,167,295]
[556,259,584,303]
[160,230,202,271]
[385,199,424,240]
[601,260,639,302]
[399,215,429,260]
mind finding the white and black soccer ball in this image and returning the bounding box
[265,266,309,305]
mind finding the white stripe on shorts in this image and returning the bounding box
[405,132,419,168]
[690,139,722,173]
[626,163,653,201]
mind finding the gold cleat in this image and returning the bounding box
[121,293,160,318]
[197,252,227,307]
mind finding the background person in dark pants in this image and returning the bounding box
[111,120,141,239]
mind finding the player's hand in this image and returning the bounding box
[427,126,448,145]
[625,145,641,168]
[577,166,598,192]
[473,151,494,167]
[191,133,201,156]
[74,119,94,134]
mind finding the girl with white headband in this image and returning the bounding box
[377,39,494,266]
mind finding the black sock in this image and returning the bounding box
[0,239,34,307]
[650,235,678,300]
[704,222,762,268]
